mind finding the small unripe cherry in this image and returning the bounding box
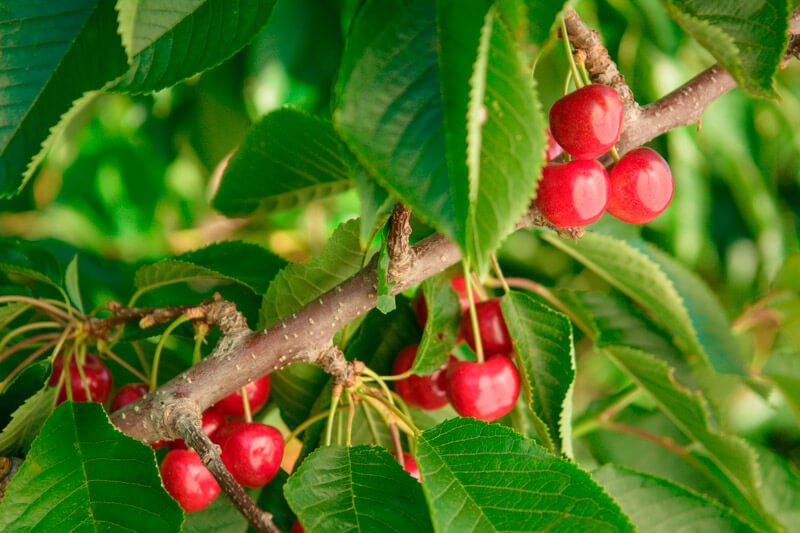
[607,147,674,224]
[213,375,271,418]
[160,449,220,512]
[459,298,512,356]
[392,345,454,410]
[219,422,284,488]
[49,352,113,406]
[549,84,624,160]
[534,159,609,228]
[446,354,520,422]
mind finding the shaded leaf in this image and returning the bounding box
[500,291,575,455]
[754,443,800,531]
[376,236,396,313]
[0,402,183,531]
[135,241,286,296]
[213,107,352,217]
[285,445,433,533]
[254,470,296,533]
[0,367,56,457]
[183,487,261,533]
[272,363,329,430]
[773,253,800,291]
[65,255,84,314]
[763,351,800,426]
[412,274,461,375]
[593,464,755,532]
[415,418,633,532]
[661,0,789,98]
[352,164,395,250]
[0,0,128,196]
[115,0,277,93]
[0,239,63,291]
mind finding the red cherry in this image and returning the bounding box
[446,354,520,422]
[413,275,471,328]
[49,352,113,405]
[170,409,227,450]
[391,451,421,482]
[220,422,284,488]
[160,449,220,512]
[291,521,304,533]
[607,147,673,224]
[449,275,471,312]
[545,128,563,161]
[110,382,149,412]
[392,345,454,410]
[534,160,609,227]
[549,84,624,160]
[213,376,270,418]
[212,420,247,446]
[459,298,513,356]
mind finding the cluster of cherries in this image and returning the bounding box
[535,84,674,227]
[393,276,521,423]
[48,353,281,513]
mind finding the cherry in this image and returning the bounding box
[220,422,284,488]
[49,352,113,405]
[160,449,220,512]
[211,420,246,446]
[392,345,454,410]
[446,354,520,422]
[110,382,149,412]
[291,521,304,533]
[413,275,471,328]
[534,159,609,228]
[607,147,674,224]
[545,128,563,161]
[549,84,624,160]
[459,298,513,356]
[391,451,421,482]
[213,375,270,418]
[170,409,227,450]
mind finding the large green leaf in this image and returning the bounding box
[334,0,464,243]
[352,163,395,250]
[763,351,800,427]
[412,273,461,375]
[755,443,800,531]
[593,464,755,532]
[213,107,352,217]
[284,445,433,533]
[661,0,789,99]
[604,346,771,527]
[115,0,277,93]
[0,402,182,531]
[0,0,128,196]
[0,239,63,292]
[135,241,286,296]
[542,233,735,373]
[415,418,633,532]
[259,219,366,327]
[463,6,546,276]
[500,291,575,456]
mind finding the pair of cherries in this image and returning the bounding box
[49,352,113,405]
[535,84,674,227]
[400,279,520,422]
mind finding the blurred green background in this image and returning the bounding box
[1,0,799,468]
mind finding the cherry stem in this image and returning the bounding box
[360,367,397,408]
[345,394,356,447]
[609,146,621,162]
[462,260,485,363]
[132,342,151,378]
[63,343,76,402]
[75,344,92,403]
[0,321,62,355]
[563,69,573,96]
[325,386,343,446]
[191,326,205,365]
[560,18,583,90]
[360,402,381,444]
[0,338,60,393]
[0,296,73,323]
[241,387,252,423]
[489,253,510,294]
[150,315,190,391]
[389,423,405,469]
[0,332,60,366]
[470,273,489,301]
[99,345,148,383]
[571,387,641,438]
[286,405,348,444]
[362,390,418,435]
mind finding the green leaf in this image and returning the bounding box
[604,346,771,527]
[285,445,433,533]
[272,363,329,430]
[773,253,800,290]
[754,443,800,531]
[0,365,56,457]
[593,464,755,532]
[183,487,261,533]
[0,301,31,332]
[541,233,731,373]
[334,0,464,243]
[114,0,277,93]
[64,255,84,314]
[352,164,395,250]
[260,219,367,327]
[0,402,182,531]
[763,351,800,424]
[0,360,50,426]
[0,0,128,196]
[522,0,576,44]
[254,470,296,533]
[411,274,461,375]
[464,6,546,276]
[376,236,396,313]
[135,241,286,296]
[212,107,352,217]
[415,418,633,532]
[0,238,63,291]
[661,0,789,99]
[500,291,575,456]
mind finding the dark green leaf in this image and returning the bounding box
[0,0,128,196]
[115,0,277,93]
[183,487,261,533]
[593,464,755,532]
[415,418,633,532]
[272,363,329,430]
[64,255,84,313]
[352,164,395,250]
[135,241,286,296]
[0,402,182,531]
[0,360,50,427]
[412,274,461,375]
[285,445,433,533]
[260,219,366,327]
[213,107,352,217]
[661,0,789,99]
[0,302,30,332]
[754,443,800,531]
[773,253,800,290]
[253,470,296,533]
[523,0,576,44]
[376,236,396,313]
[0,238,63,291]
[501,291,575,455]
[604,346,771,527]
[335,0,464,243]
[0,365,56,456]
